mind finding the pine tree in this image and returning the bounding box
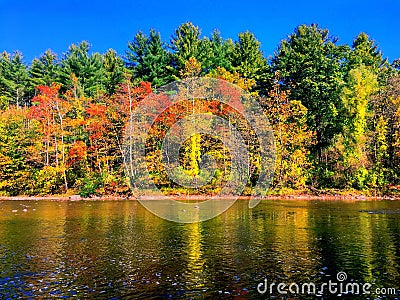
[271,24,348,154]
[0,52,13,108]
[348,33,383,70]
[170,22,215,76]
[59,41,106,98]
[126,29,172,87]
[103,49,125,95]
[232,31,267,81]
[204,30,234,72]
[0,51,30,107]
[29,50,59,88]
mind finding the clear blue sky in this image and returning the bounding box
[0,0,398,63]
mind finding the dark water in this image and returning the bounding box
[0,200,399,299]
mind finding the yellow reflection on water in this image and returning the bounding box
[270,202,314,278]
[182,221,205,290]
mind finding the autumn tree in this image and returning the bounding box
[29,83,71,192]
[333,66,378,188]
[261,81,314,190]
[0,108,41,195]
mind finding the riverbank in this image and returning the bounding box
[0,194,399,201]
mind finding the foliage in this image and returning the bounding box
[232,31,267,82]
[29,50,59,88]
[0,51,31,108]
[126,29,172,87]
[271,24,347,154]
[0,22,399,195]
[58,41,106,97]
[261,81,314,190]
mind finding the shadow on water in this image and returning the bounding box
[0,199,399,298]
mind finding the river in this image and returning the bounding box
[0,200,399,299]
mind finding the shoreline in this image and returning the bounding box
[0,194,399,201]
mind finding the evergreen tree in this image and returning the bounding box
[29,50,59,88]
[232,31,267,81]
[204,30,234,72]
[0,52,13,108]
[59,41,106,98]
[126,29,172,87]
[170,22,201,70]
[103,49,125,95]
[271,24,348,154]
[0,51,30,107]
[348,33,383,70]
[170,22,213,75]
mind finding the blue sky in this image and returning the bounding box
[0,0,398,63]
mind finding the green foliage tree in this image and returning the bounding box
[170,22,202,70]
[336,65,378,188]
[29,50,59,88]
[347,32,396,86]
[0,51,31,107]
[206,30,234,72]
[103,49,125,95]
[59,41,106,97]
[232,31,267,81]
[348,33,383,70]
[126,29,172,87]
[170,22,214,76]
[271,24,348,155]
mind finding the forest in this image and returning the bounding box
[0,22,399,197]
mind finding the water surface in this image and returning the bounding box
[0,200,399,299]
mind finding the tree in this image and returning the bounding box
[206,30,234,72]
[369,116,389,188]
[261,81,314,190]
[232,31,267,81]
[388,76,400,181]
[29,83,71,191]
[347,32,394,86]
[0,51,30,107]
[207,66,256,92]
[170,22,214,75]
[348,33,383,71]
[335,65,378,188]
[271,24,348,155]
[59,41,106,98]
[126,29,172,87]
[170,22,202,70]
[0,52,13,108]
[103,49,125,95]
[29,50,59,88]
[0,108,42,195]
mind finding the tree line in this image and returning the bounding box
[0,22,399,196]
